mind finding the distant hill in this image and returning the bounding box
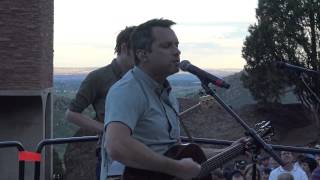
[215,71,256,108]
[53,67,241,99]
[179,98,318,145]
[54,67,240,78]
[172,71,259,108]
[54,67,97,75]
[214,71,299,108]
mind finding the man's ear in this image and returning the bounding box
[136,50,147,63]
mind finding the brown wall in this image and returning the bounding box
[0,0,53,90]
[0,0,54,179]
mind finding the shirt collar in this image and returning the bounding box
[132,66,172,95]
[155,80,172,96]
[279,164,297,172]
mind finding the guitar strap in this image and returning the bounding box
[178,116,194,142]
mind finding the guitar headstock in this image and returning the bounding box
[254,121,274,142]
[198,95,215,109]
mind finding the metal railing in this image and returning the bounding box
[1,135,320,180]
[181,136,320,154]
[0,141,25,180]
[34,136,99,180]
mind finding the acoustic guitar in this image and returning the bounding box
[122,121,273,180]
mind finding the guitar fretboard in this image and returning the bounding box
[199,143,245,177]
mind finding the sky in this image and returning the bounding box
[54,0,258,69]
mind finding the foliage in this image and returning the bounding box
[242,0,320,126]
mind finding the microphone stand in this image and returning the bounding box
[199,78,285,180]
[294,67,320,77]
[279,62,320,77]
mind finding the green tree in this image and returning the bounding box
[242,0,320,126]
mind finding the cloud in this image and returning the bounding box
[54,0,258,68]
[176,22,248,58]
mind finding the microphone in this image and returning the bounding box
[179,60,230,89]
[275,62,320,76]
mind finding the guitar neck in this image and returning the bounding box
[199,143,245,177]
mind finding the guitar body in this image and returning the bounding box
[122,143,212,180]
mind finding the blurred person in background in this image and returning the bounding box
[268,151,308,180]
[244,163,261,180]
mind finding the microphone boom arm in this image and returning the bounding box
[199,78,285,168]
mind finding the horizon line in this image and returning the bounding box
[53,66,243,70]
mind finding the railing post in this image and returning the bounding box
[0,141,25,180]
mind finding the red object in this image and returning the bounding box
[19,151,41,162]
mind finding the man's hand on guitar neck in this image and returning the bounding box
[203,137,249,157]
[232,137,253,158]
[173,158,201,180]
[231,137,249,146]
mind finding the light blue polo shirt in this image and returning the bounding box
[100,66,180,179]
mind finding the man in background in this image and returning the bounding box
[65,26,136,179]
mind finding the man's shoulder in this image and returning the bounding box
[82,64,116,86]
[87,64,113,78]
[110,72,137,91]
[107,73,146,103]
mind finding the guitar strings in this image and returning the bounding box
[199,143,245,176]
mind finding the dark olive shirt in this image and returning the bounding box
[69,59,124,123]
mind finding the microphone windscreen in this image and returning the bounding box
[179,60,191,71]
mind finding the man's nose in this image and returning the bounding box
[173,46,181,56]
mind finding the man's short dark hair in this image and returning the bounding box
[130,18,176,65]
[114,26,136,55]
